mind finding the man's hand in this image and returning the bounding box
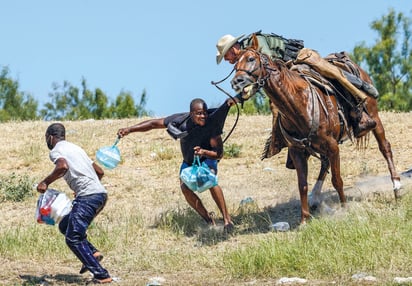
[37,181,48,193]
[117,128,130,138]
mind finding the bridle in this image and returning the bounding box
[234,49,272,93]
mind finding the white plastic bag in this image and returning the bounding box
[36,189,72,225]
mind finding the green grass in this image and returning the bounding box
[223,190,412,283]
[0,172,34,202]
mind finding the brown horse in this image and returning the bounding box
[231,34,401,224]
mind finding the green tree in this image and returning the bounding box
[136,89,150,117]
[111,91,137,118]
[40,81,80,120]
[110,89,152,119]
[229,92,271,115]
[40,78,153,120]
[0,67,38,121]
[352,9,412,111]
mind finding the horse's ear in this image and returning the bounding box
[251,34,259,50]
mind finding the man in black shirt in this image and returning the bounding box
[117,98,234,232]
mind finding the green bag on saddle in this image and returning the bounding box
[240,31,304,62]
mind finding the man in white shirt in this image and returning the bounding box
[37,123,112,284]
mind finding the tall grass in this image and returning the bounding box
[224,189,412,283]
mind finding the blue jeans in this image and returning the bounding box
[59,193,109,279]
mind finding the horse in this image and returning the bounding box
[230,34,401,224]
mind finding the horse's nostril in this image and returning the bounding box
[231,77,244,86]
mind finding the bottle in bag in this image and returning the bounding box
[40,199,53,216]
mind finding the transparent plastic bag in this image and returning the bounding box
[35,189,72,225]
[96,137,121,170]
[180,156,218,193]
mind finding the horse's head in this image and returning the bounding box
[231,34,269,100]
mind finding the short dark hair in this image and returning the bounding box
[190,98,207,112]
[46,123,65,139]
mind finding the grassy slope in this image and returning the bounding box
[0,112,411,285]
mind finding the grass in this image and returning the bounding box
[0,113,411,285]
[224,192,412,283]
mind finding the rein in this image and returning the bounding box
[211,69,240,144]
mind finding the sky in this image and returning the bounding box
[1,0,410,117]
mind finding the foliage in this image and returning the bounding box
[0,173,34,202]
[40,78,152,120]
[0,67,39,122]
[224,143,242,158]
[352,9,412,111]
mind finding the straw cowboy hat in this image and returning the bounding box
[216,34,245,64]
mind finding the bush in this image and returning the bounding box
[224,143,242,158]
[0,173,34,202]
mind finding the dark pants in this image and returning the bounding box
[59,193,109,279]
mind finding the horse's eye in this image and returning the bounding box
[247,56,255,63]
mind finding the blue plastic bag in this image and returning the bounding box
[96,137,121,169]
[180,156,218,193]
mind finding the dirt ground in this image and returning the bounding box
[0,112,411,285]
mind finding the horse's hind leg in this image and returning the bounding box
[309,155,330,209]
[371,114,402,198]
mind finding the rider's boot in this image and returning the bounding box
[351,105,377,138]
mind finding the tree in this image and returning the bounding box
[228,92,271,115]
[40,81,80,120]
[352,9,412,111]
[0,67,38,121]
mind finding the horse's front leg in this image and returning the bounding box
[371,114,402,197]
[289,148,311,224]
[309,155,330,209]
[327,143,346,205]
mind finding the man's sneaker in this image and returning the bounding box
[92,277,112,284]
[80,252,103,274]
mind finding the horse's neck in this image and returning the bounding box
[264,74,311,130]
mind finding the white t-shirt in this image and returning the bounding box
[49,140,107,197]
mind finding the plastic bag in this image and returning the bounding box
[96,137,121,170]
[180,156,218,193]
[35,189,72,225]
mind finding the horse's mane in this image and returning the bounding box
[272,59,308,95]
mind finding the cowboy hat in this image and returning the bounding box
[216,34,245,64]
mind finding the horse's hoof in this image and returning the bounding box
[309,203,319,212]
[394,189,402,200]
[393,180,402,191]
[393,180,403,200]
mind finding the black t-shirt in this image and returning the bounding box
[164,102,230,164]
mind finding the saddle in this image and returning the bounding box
[261,51,370,160]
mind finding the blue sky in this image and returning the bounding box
[1,1,410,116]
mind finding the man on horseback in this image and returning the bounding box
[216,32,378,160]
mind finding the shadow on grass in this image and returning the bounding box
[19,273,85,285]
[152,199,306,245]
[152,171,412,246]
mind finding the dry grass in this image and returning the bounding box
[0,112,411,285]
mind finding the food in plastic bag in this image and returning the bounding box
[36,189,72,225]
[180,156,218,193]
